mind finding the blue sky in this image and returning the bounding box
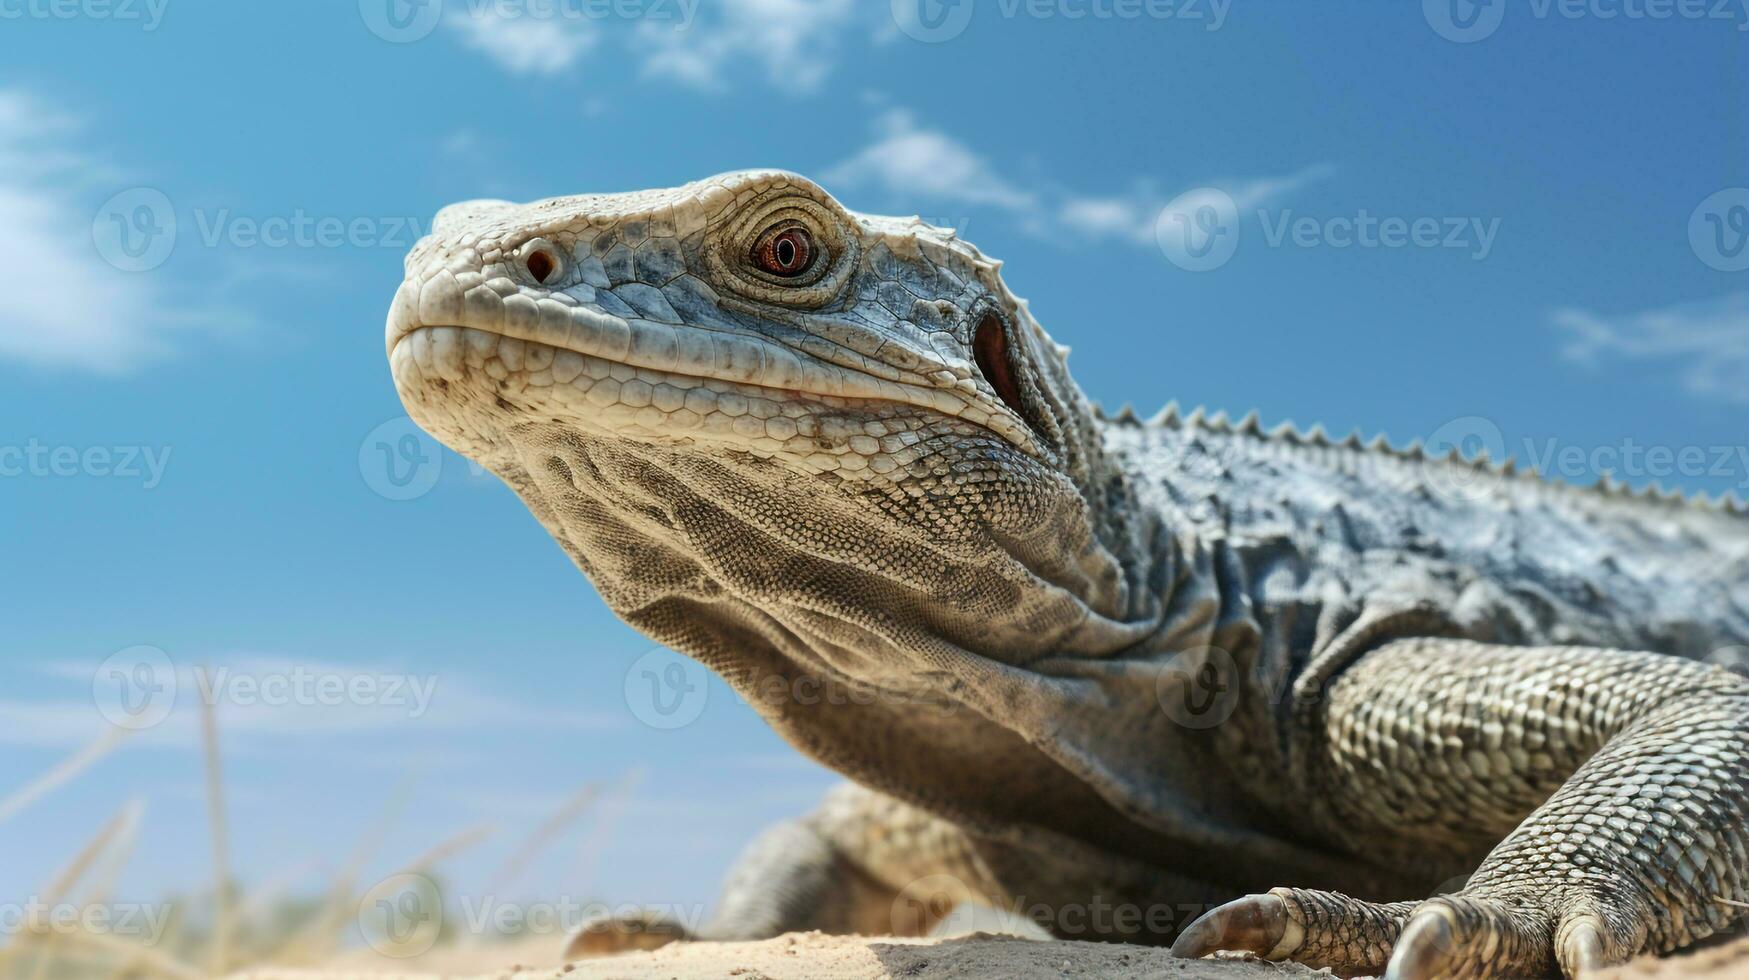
[1,0,1746,942]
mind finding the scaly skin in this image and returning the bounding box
[385,171,1749,978]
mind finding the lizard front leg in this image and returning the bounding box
[564,784,995,959]
[1175,638,1749,978]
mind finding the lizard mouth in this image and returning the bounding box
[384,272,1039,453]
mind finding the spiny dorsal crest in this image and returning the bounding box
[1119,402,1749,517]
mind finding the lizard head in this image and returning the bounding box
[387,171,1152,692]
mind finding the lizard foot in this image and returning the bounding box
[1175,887,1631,978]
[561,909,692,961]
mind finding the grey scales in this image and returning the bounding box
[385,170,1749,979]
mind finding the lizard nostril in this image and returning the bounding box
[517,238,563,285]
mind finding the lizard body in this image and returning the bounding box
[387,171,1749,978]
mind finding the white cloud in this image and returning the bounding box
[1055,164,1336,246]
[1553,293,1749,403]
[827,107,1331,251]
[0,90,198,374]
[1220,164,1337,212]
[3,654,624,749]
[635,0,854,91]
[1057,196,1151,242]
[823,109,1038,212]
[446,9,598,76]
[447,0,855,90]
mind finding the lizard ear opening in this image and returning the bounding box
[973,313,1032,426]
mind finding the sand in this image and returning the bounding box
[233,931,1749,980]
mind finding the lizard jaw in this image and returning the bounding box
[389,323,1020,483]
[384,269,1039,457]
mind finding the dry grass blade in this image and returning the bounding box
[0,800,144,979]
[401,823,498,875]
[258,780,420,966]
[53,928,203,980]
[258,819,496,968]
[570,769,643,892]
[76,799,144,909]
[483,782,602,896]
[39,801,143,910]
[0,727,131,827]
[198,667,231,977]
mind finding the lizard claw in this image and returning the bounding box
[1558,917,1608,977]
[1171,893,1291,960]
[1382,908,1457,980]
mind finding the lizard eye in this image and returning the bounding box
[973,313,1029,421]
[752,227,816,278]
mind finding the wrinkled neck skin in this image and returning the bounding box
[504,403,1165,690]
[494,401,1330,897]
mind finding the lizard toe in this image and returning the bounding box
[1382,894,1632,979]
[1175,888,1412,975]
